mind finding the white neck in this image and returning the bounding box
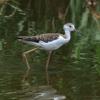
[64,30,71,42]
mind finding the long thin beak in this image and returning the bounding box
[75,29,81,36]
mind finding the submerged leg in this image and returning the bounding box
[22,48,37,81]
[45,51,52,85]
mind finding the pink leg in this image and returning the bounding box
[22,48,37,81]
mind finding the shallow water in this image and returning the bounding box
[0,48,100,100]
[0,52,67,100]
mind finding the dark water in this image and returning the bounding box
[0,50,67,100]
[0,47,100,100]
[0,0,100,99]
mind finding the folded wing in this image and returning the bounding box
[17,33,60,43]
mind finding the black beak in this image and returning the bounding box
[75,29,81,37]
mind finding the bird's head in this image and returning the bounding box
[63,23,76,32]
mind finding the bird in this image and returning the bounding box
[17,23,76,83]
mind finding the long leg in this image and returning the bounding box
[45,51,52,85]
[22,48,37,81]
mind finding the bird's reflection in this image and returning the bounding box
[18,85,66,100]
[22,65,50,86]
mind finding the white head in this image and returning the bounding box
[63,23,76,32]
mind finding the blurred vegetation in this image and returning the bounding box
[0,0,100,100]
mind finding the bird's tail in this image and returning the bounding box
[17,36,27,41]
[17,36,28,44]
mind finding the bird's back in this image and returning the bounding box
[17,33,61,43]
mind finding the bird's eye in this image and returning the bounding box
[69,25,72,28]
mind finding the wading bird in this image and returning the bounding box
[18,23,76,83]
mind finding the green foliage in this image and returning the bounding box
[0,40,3,50]
[79,8,89,29]
[0,0,100,100]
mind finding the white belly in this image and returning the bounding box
[39,36,67,51]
